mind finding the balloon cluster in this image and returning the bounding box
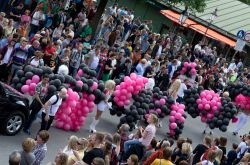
[21,75,40,95]
[12,65,107,132]
[179,62,197,77]
[183,87,203,118]
[235,94,250,111]
[196,90,222,123]
[11,65,52,91]
[169,103,186,138]
[55,89,95,131]
[143,88,174,119]
[113,73,148,107]
[206,96,238,132]
[227,83,250,100]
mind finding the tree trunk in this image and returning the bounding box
[90,0,109,37]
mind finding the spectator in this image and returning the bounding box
[239,153,250,165]
[214,148,223,165]
[192,136,212,164]
[28,50,44,68]
[135,58,147,76]
[63,135,79,157]
[19,138,36,165]
[33,130,50,165]
[82,132,105,164]
[69,43,83,77]
[9,151,21,165]
[174,142,193,165]
[127,154,139,165]
[141,138,158,162]
[7,37,29,84]
[197,150,217,165]
[46,152,68,165]
[124,114,158,154]
[227,143,238,165]
[151,147,173,165]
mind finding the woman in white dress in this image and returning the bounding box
[89,80,116,133]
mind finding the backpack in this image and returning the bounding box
[110,146,118,165]
[233,144,249,165]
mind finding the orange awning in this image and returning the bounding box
[160,10,236,47]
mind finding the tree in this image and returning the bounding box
[160,0,207,13]
[90,0,109,37]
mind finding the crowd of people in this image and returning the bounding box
[0,0,250,165]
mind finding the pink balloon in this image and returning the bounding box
[26,79,32,85]
[91,82,98,90]
[204,104,210,110]
[170,111,177,116]
[77,69,83,76]
[29,83,37,91]
[82,107,89,114]
[170,123,177,129]
[89,107,94,113]
[69,101,77,108]
[180,117,185,123]
[55,121,64,128]
[206,95,212,101]
[64,107,72,115]
[156,108,161,114]
[143,77,148,84]
[31,75,40,84]
[190,62,197,68]
[159,99,166,105]
[88,94,95,101]
[183,62,189,67]
[88,102,95,109]
[76,80,83,87]
[21,85,30,93]
[178,109,185,115]
[63,124,71,131]
[169,116,176,122]
[198,104,203,110]
[201,117,207,123]
[175,113,182,120]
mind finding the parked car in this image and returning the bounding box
[0,82,29,135]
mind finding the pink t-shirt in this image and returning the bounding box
[139,124,156,147]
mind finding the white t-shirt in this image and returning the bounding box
[30,58,40,67]
[194,44,202,52]
[2,47,13,64]
[178,83,187,98]
[90,55,99,70]
[31,11,45,26]
[237,141,248,158]
[42,95,62,116]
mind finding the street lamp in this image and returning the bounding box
[203,8,218,44]
[179,6,189,25]
[204,8,218,36]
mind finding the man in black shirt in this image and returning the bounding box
[82,132,105,164]
[143,61,157,78]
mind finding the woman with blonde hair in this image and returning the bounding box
[63,135,79,157]
[67,138,88,165]
[89,80,116,133]
[214,149,223,165]
[177,142,193,165]
[239,153,250,165]
[168,79,181,103]
[19,138,36,165]
[46,152,68,165]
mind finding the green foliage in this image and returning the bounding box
[160,0,207,12]
[239,0,250,5]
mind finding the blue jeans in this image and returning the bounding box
[124,139,141,153]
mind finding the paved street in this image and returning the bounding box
[0,109,249,165]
